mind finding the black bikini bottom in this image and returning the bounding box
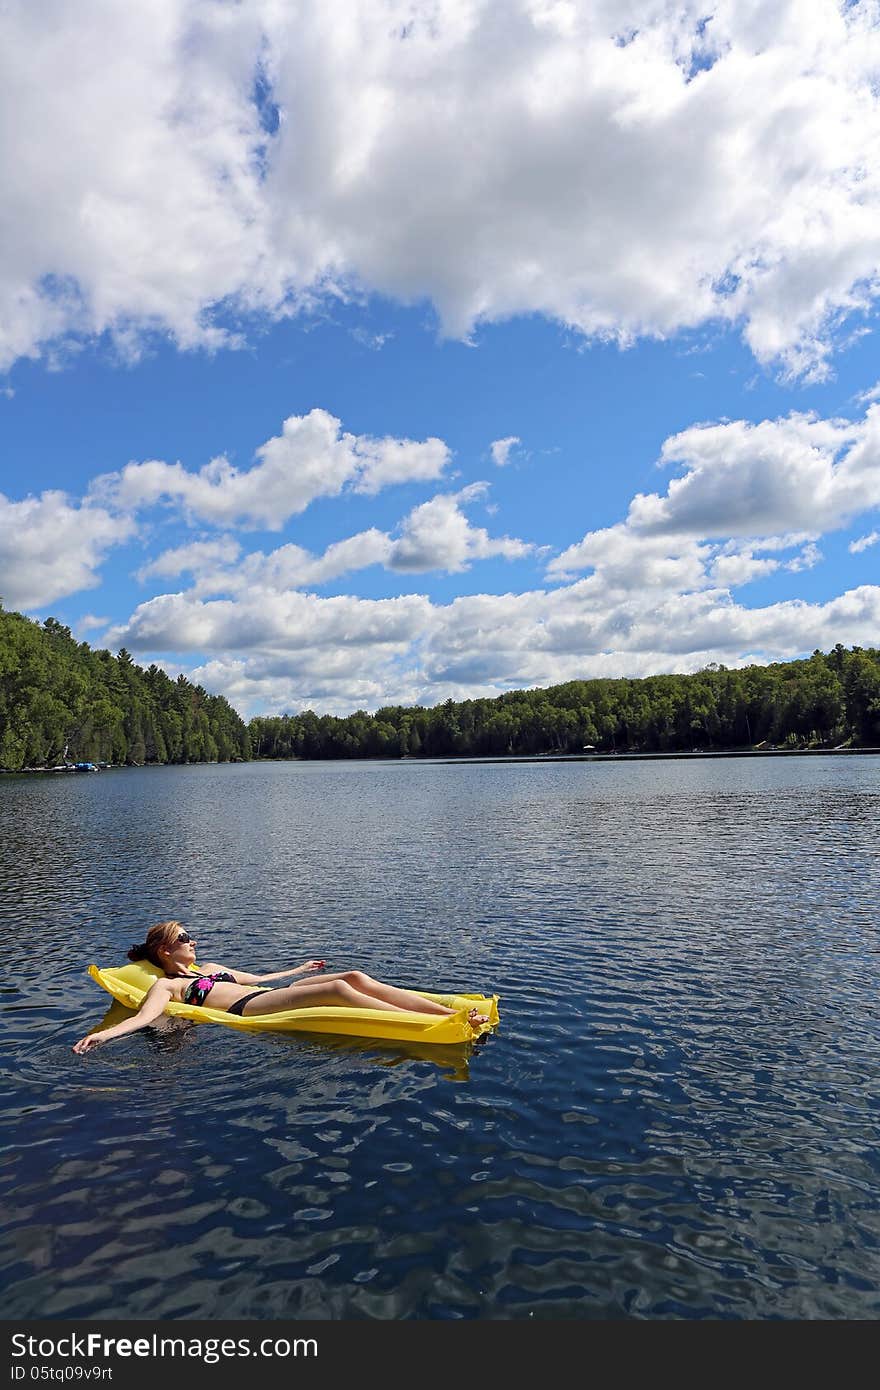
[226,989,269,1017]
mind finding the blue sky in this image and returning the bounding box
[2,1,879,718]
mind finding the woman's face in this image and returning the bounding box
[163,927,197,967]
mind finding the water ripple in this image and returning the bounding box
[2,758,880,1317]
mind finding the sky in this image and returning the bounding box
[2,0,880,719]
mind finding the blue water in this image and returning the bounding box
[1,756,879,1318]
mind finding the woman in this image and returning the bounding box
[72,920,488,1053]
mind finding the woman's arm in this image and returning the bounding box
[72,979,175,1054]
[225,961,326,985]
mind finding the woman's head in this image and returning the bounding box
[127,921,195,969]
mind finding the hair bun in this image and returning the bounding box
[126,942,148,962]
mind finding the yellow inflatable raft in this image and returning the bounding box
[87,961,500,1044]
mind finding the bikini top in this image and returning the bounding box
[174,970,237,1008]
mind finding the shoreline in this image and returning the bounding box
[3,746,880,775]
[440,747,880,764]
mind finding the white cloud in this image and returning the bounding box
[423,582,880,683]
[106,588,432,662]
[189,532,393,595]
[4,2,880,375]
[547,523,711,590]
[709,551,780,588]
[136,537,242,582]
[850,530,879,553]
[855,381,880,405]
[546,399,880,600]
[147,486,532,594]
[97,392,880,713]
[490,436,520,467]
[292,530,393,585]
[0,1,269,371]
[111,575,880,717]
[0,491,134,609]
[628,410,880,539]
[93,408,451,528]
[707,538,825,587]
[785,541,822,573]
[541,406,876,598]
[349,434,452,496]
[386,484,533,572]
[184,657,407,721]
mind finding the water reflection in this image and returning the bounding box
[83,999,484,1081]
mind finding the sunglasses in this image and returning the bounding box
[174,932,195,945]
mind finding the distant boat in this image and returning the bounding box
[73,762,99,773]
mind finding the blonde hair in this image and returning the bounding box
[127,920,186,967]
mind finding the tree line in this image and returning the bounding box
[0,608,250,769]
[2,605,879,770]
[248,645,880,759]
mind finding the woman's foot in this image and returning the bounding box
[468,1007,489,1027]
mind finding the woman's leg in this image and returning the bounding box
[242,974,488,1024]
[302,969,454,1016]
[300,970,489,1024]
[241,977,423,1018]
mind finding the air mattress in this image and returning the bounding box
[87,960,499,1044]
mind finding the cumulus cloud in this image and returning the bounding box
[708,540,822,586]
[284,530,393,586]
[106,588,432,660]
[111,573,880,717]
[628,410,880,538]
[9,383,878,715]
[386,484,533,572]
[92,390,880,713]
[4,2,880,375]
[136,537,242,582]
[0,491,133,609]
[0,1,270,371]
[709,551,781,589]
[154,485,532,594]
[421,582,880,687]
[93,409,451,528]
[490,436,520,467]
[185,532,392,596]
[184,656,411,721]
[550,402,880,599]
[548,523,712,590]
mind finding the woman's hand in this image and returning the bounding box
[71,980,174,1054]
[294,960,326,975]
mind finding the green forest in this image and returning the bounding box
[249,644,880,759]
[0,608,250,770]
[2,605,879,770]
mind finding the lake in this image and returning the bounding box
[2,756,879,1319]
